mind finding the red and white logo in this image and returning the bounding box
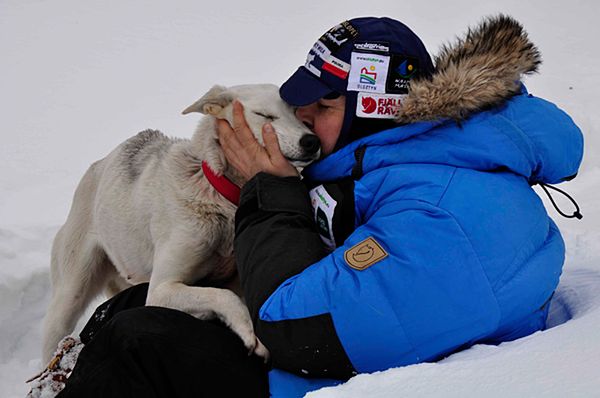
[361,96,377,114]
[356,92,406,119]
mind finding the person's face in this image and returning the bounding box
[294,95,345,156]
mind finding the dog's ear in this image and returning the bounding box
[181,85,234,116]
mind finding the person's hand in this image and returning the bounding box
[217,101,299,182]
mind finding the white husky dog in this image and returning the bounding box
[42,84,320,364]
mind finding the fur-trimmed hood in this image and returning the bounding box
[304,15,583,186]
[397,14,541,123]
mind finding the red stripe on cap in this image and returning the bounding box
[202,161,240,206]
[322,62,349,79]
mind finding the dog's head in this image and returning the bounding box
[183,84,320,174]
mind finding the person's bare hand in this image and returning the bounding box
[217,101,298,182]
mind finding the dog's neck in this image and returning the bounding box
[220,163,246,188]
[189,117,246,201]
[201,161,241,206]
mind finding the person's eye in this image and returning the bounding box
[253,112,277,121]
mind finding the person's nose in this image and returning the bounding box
[295,105,315,131]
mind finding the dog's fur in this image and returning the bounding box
[396,14,541,123]
[42,84,318,363]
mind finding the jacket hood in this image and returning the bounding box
[304,15,583,185]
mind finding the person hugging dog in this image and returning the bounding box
[53,15,583,398]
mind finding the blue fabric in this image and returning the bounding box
[265,87,584,397]
[268,369,341,398]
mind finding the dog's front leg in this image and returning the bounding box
[146,235,269,360]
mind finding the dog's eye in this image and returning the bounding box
[253,112,277,121]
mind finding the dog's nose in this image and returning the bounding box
[299,134,321,156]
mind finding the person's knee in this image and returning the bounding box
[104,306,186,348]
[85,306,269,396]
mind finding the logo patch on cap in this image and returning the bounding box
[322,53,351,79]
[312,41,332,59]
[344,237,388,270]
[354,41,390,54]
[356,92,406,119]
[304,51,322,77]
[305,40,352,80]
[386,55,420,94]
[347,52,390,93]
[319,21,359,52]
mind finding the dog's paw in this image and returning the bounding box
[229,320,258,349]
[234,327,269,363]
[252,337,270,363]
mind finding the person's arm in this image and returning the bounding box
[238,187,501,375]
[235,172,356,379]
[214,101,356,378]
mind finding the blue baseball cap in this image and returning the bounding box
[280,17,434,150]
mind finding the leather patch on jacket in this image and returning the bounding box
[344,237,388,270]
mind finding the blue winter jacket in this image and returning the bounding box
[265,86,583,396]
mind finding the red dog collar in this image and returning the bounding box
[201,161,241,206]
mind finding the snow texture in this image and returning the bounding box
[1,1,598,397]
[26,336,83,398]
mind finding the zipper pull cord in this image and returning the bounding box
[538,182,583,220]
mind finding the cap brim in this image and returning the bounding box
[280,67,335,106]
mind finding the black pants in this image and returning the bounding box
[58,284,270,398]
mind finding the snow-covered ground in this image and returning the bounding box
[1,1,598,397]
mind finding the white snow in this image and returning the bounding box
[1,1,598,397]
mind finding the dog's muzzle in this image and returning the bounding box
[299,134,321,156]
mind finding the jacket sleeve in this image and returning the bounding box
[235,173,356,379]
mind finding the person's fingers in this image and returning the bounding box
[262,123,286,163]
[216,119,233,143]
[216,119,248,172]
[262,124,299,178]
[216,119,242,152]
[217,108,297,180]
[231,101,258,147]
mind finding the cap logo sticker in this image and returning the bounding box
[322,53,351,79]
[360,67,377,84]
[304,51,322,77]
[356,92,406,119]
[312,41,332,59]
[344,237,388,270]
[305,40,351,79]
[361,96,377,114]
[354,41,390,54]
[397,60,415,78]
[386,55,420,94]
[347,52,390,93]
[319,21,359,52]
[322,58,350,79]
